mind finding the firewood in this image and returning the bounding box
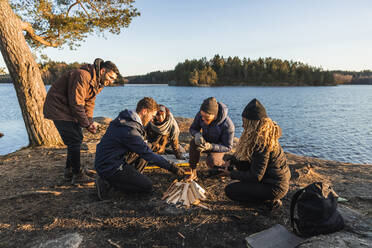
[192,181,206,200]
[163,180,208,209]
[166,189,182,204]
[189,182,201,199]
[187,187,196,204]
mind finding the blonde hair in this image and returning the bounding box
[235,117,281,162]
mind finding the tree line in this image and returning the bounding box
[128,55,336,86]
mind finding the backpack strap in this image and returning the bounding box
[290,187,305,235]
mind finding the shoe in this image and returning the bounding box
[71,170,94,185]
[264,199,282,210]
[64,167,73,181]
[95,176,111,201]
[82,167,96,177]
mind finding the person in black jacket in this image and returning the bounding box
[94,97,185,200]
[189,97,235,178]
[218,99,290,209]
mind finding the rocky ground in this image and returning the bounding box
[0,117,371,248]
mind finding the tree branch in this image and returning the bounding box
[77,0,90,18]
[66,1,79,17]
[21,21,58,47]
[85,0,102,15]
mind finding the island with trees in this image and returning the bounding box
[127,55,372,86]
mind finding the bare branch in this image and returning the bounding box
[66,1,79,18]
[84,0,102,15]
[77,0,90,18]
[21,21,58,47]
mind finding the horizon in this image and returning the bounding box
[1,0,372,76]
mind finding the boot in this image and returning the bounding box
[64,167,73,181]
[264,199,282,210]
[71,170,94,185]
[95,176,111,200]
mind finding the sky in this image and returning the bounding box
[1,0,372,76]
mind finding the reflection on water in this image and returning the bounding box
[1,84,371,164]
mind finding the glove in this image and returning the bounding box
[170,163,186,180]
[194,132,205,146]
[174,149,184,160]
[196,142,212,152]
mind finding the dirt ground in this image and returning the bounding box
[0,117,371,248]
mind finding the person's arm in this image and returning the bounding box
[68,70,91,128]
[210,119,235,153]
[189,112,202,137]
[124,128,178,173]
[230,149,270,182]
[84,95,96,125]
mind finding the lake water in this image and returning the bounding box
[1,84,371,164]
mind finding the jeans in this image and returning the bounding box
[107,164,153,194]
[189,138,225,169]
[53,120,83,174]
[225,181,289,202]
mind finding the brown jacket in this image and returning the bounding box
[43,64,103,127]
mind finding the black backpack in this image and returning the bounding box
[290,182,344,237]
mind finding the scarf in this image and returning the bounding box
[148,112,179,141]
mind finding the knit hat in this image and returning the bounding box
[241,98,267,120]
[200,97,219,116]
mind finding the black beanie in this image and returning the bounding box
[241,98,267,120]
[200,97,219,116]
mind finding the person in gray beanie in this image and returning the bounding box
[188,97,235,178]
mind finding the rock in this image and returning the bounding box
[32,233,83,248]
[81,141,99,152]
[0,132,3,138]
[93,117,112,125]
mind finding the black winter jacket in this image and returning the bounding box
[95,110,177,179]
[189,102,235,153]
[230,144,290,186]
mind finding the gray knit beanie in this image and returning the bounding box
[200,97,219,116]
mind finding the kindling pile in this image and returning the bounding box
[162,180,209,209]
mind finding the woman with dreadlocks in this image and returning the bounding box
[219,99,290,209]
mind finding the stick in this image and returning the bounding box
[107,239,121,248]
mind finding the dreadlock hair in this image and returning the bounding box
[234,117,282,162]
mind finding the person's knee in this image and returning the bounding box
[206,153,225,167]
[140,179,153,193]
[224,184,234,199]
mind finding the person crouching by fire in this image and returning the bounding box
[218,98,290,210]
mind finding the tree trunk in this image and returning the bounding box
[0,1,62,146]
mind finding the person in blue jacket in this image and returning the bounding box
[94,97,185,200]
[189,97,235,177]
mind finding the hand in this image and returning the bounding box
[194,132,205,146]
[174,149,184,160]
[223,160,231,167]
[196,142,212,152]
[218,167,231,177]
[185,168,197,181]
[87,123,97,134]
[171,164,186,181]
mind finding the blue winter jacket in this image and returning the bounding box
[189,102,235,153]
[95,110,176,179]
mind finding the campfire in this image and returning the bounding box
[162,179,209,209]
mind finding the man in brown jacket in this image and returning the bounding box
[43,58,119,184]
